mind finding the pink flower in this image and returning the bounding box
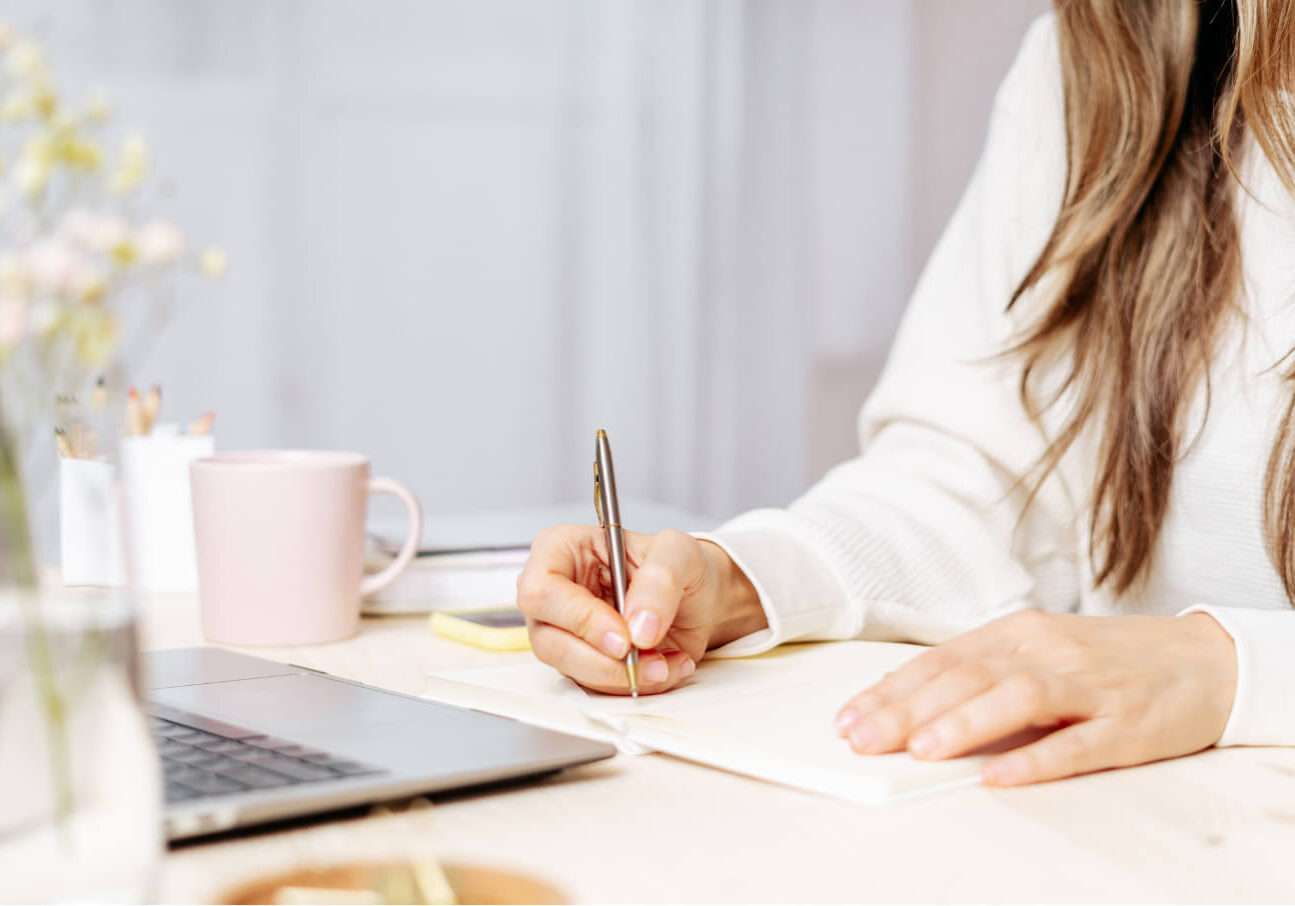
[135,221,185,266]
[0,297,26,346]
[25,239,79,293]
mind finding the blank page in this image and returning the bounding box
[426,641,988,804]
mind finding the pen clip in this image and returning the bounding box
[593,461,607,528]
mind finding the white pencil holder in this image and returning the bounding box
[119,431,215,592]
[59,458,126,587]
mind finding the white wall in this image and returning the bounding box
[8,0,1046,554]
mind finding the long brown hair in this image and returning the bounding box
[1012,0,1295,599]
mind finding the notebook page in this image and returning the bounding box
[426,641,988,804]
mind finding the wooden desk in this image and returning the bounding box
[142,594,1295,903]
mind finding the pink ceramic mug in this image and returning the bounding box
[190,450,422,646]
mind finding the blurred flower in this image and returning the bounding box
[68,306,116,365]
[0,252,28,297]
[59,137,101,170]
[108,134,148,195]
[109,240,136,267]
[78,213,129,254]
[25,238,79,294]
[60,209,97,247]
[27,299,59,335]
[15,135,53,198]
[0,92,37,123]
[135,221,185,266]
[0,20,223,433]
[6,39,49,83]
[71,262,107,304]
[83,91,111,124]
[197,246,227,279]
[0,297,26,346]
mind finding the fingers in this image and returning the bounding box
[518,569,631,659]
[982,718,1121,786]
[528,621,695,695]
[906,671,1077,760]
[833,611,1066,748]
[837,660,1004,754]
[518,526,631,659]
[622,530,706,649]
[834,645,967,736]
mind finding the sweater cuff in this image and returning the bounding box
[693,509,857,658]
[1179,605,1295,747]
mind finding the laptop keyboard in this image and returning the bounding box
[153,716,384,804]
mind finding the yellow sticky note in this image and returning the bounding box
[430,609,531,652]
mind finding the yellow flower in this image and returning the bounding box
[0,253,29,296]
[33,85,56,120]
[15,137,52,198]
[75,275,106,304]
[1,92,37,123]
[109,239,136,267]
[69,307,117,366]
[108,133,148,195]
[6,39,48,82]
[60,138,102,170]
[83,91,111,124]
[197,246,227,279]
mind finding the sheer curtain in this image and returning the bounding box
[11,0,1041,554]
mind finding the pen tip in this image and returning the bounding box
[596,428,607,439]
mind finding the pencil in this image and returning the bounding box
[189,411,215,436]
[54,427,74,459]
[91,376,108,410]
[142,384,161,434]
[125,387,146,436]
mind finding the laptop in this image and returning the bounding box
[147,647,615,840]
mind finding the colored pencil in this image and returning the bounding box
[142,384,161,434]
[189,411,215,436]
[54,427,74,459]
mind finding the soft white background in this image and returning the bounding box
[10,0,1046,554]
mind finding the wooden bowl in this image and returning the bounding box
[218,860,567,905]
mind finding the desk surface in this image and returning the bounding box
[142,593,1295,904]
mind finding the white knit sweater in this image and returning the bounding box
[701,13,1295,749]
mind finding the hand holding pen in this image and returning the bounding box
[515,430,768,695]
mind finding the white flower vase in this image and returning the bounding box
[0,405,162,904]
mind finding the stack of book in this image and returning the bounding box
[364,501,710,614]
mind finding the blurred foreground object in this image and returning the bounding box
[0,19,223,903]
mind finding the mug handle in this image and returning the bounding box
[360,477,423,597]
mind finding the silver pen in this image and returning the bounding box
[594,429,639,697]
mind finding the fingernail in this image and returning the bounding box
[834,708,859,735]
[629,612,659,648]
[600,632,629,659]
[853,694,880,718]
[984,757,1021,786]
[644,657,668,683]
[680,657,696,679]
[909,729,938,758]
[849,721,877,751]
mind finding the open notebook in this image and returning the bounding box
[425,641,989,805]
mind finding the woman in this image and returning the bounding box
[517,0,1295,787]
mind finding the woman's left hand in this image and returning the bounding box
[834,610,1237,786]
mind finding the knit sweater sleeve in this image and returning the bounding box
[698,14,1082,656]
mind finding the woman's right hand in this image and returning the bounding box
[516,524,766,695]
